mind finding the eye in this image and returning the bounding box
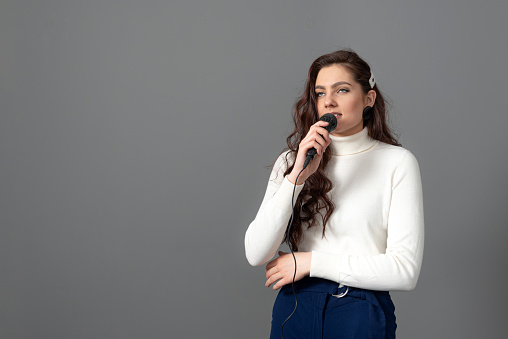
[337,88,350,93]
[315,92,325,97]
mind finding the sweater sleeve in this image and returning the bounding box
[245,152,305,266]
[310,150,424,291]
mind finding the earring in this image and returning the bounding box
[363,106,372,120]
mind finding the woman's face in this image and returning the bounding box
[315,64,375,137]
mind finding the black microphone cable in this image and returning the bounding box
[280,114,337,338]
[280,166,304,339]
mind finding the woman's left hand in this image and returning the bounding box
[265,251,312,290]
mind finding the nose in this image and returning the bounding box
[324,94,337,108]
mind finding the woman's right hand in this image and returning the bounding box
[287,120,332,185]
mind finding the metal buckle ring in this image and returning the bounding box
[332,286,349,298]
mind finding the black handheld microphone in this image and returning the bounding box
[302,113,337,170]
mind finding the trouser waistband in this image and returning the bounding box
[292,277,389,297]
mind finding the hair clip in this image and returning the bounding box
[369,72,375,89]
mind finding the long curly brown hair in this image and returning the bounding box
[282,49,401,250]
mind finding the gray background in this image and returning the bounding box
[1,0,507,338]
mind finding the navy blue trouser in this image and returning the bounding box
[270,277,396,339]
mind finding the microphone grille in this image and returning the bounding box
[319,113,337,133]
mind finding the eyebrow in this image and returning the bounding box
[315,81,352,90]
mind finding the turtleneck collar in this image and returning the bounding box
[328,127,377,156]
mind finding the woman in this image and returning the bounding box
[244,49,424,338]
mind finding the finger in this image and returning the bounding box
[311,126,332,142]
[265,265,279,279]
[304,127,331,146]
[311,121,331,134]
[272,277,289,290]
[313,134,328,151]
[314,120,330,129]
[301,139,327,156]
[265,272,283,287]
[302,131,328,150]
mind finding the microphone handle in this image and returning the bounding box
[303,150,316,170]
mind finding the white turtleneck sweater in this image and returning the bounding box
[245,127,424,291]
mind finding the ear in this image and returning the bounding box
[365,90,376,107]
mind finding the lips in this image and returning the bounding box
[331,112,342,118]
